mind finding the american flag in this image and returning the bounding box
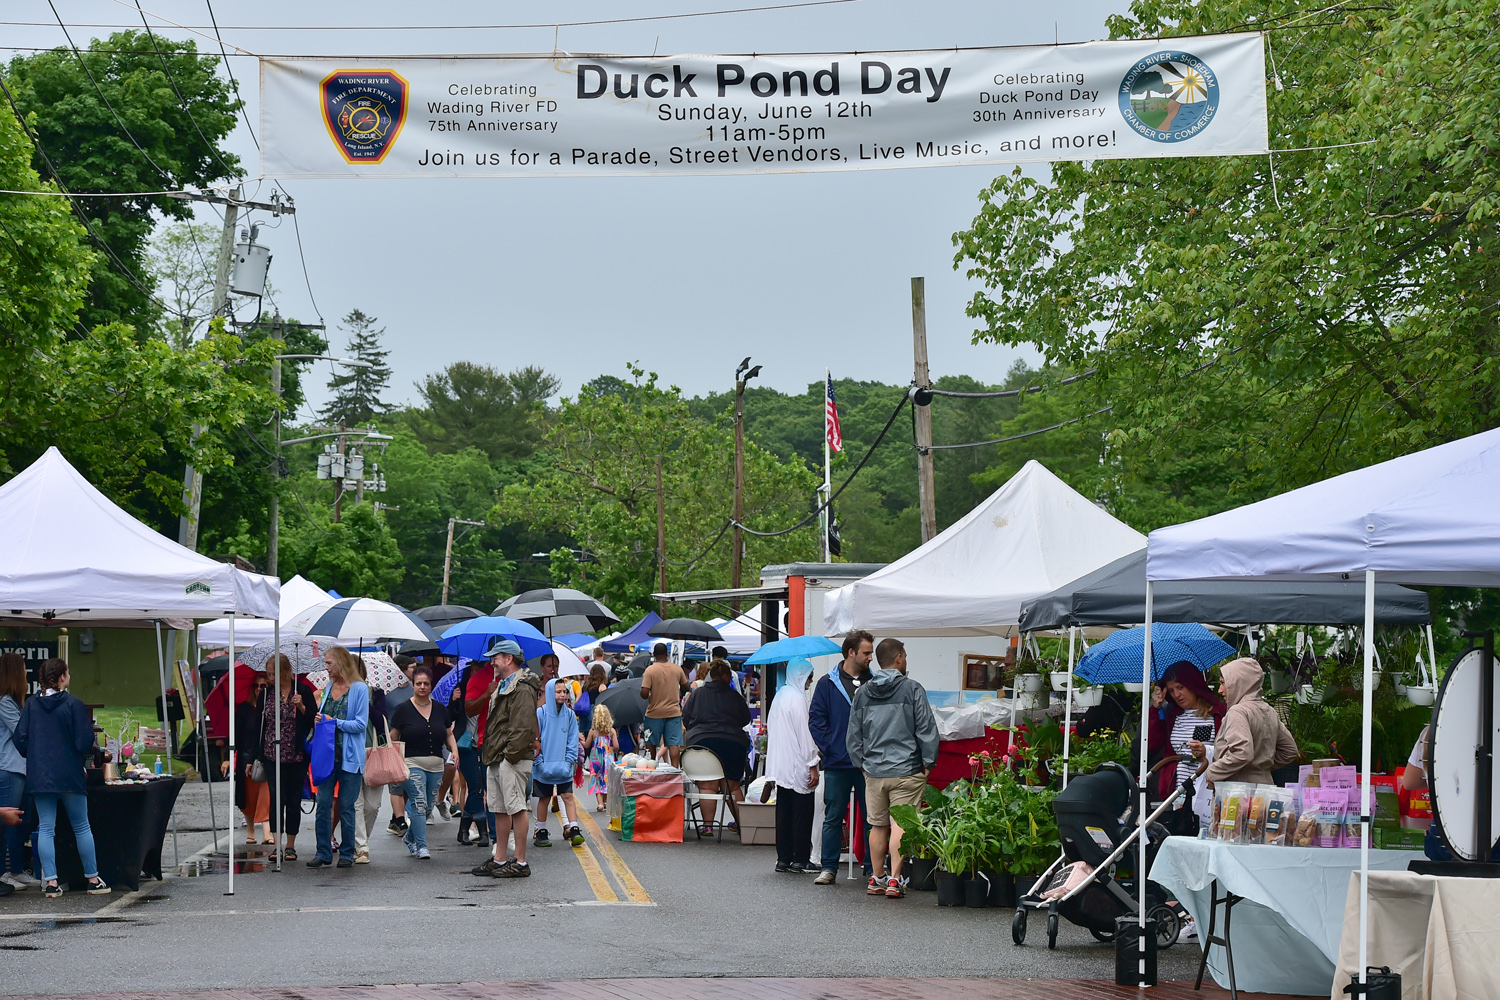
[825,372,842,453]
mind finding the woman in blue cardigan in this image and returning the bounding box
[15,658,109,897]
[309,646,369,869]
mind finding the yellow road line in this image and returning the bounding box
[570,835,619,902]
[577,809,652,904]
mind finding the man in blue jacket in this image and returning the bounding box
[808,630,874,885]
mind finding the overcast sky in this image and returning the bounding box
[15,0,1127,419]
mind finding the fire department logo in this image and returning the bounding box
[320,69,408,164]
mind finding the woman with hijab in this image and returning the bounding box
[1198,657,1299,787]
[764,659,820,874]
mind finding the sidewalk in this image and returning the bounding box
[25,978,1298,1000]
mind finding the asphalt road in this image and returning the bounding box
[0,792,1204,994]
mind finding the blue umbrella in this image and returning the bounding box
[438,616,552,662]
[1074,623,1235,685]
[431,657,471,705]
[744,634,842,665]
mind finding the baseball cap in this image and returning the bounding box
[484,638,523,658]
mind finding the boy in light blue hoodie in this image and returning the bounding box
[533,679,583,847]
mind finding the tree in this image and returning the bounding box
[321,308,392,427]
[147,221,219,349]
[492,366,819,623]
[952,0,1500,520]
[277,499,404,600]
[406,362,558,460]
[4,31,242,329]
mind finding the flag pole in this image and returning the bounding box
[822,368,832,562]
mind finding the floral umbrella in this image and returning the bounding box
[238,635,326,674]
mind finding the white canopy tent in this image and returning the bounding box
[0,447,279,898]
[706,608,764,657]
[823,460,1146,636]
[196,575,332,648]
[1142,426,1500,992]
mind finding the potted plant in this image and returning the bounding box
[1009,785,1062,898]
[1050,669,1074,692]
[890,802,939,892]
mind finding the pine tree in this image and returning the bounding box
[321,308,393,427]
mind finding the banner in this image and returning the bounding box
[260,33,1267,178]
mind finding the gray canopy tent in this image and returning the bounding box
[1019,549,1431,631]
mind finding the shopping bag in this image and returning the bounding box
[306,702,337,785]
[364,729,408,787]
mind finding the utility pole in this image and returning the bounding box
[656,456,667,618]
[268,357,281,575]
[911,277,938,543]
[177,185,240,550]
[442,517,487,605]
[333,427,346,523]
[730,359,762,607]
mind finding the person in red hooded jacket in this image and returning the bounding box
[1148,661,1226,833]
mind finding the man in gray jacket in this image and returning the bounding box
[846,638,939,898]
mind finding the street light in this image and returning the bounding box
[731,359,761,603]
[267,354,372,576]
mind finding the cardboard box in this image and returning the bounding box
[737,800,777,845]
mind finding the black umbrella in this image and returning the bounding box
[594,677,646,729]
[415,605,485,631]
[493,587,620,637]
[648,618,724,642]
[398,639,441,656]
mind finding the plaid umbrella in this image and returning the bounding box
[493,588,619,637]
[238,635,326,674]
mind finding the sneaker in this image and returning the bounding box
[85,876,111,895]
[336,857,354,868]
[566,825,584,847]
[436,802,452,822]
[387,816,408,836]
[867,875,886,895]
[813,869,837,886]
[6,871,41,888]
[533,827,551,847]
[353,848,370,864]
[493,859,531,878]
[793,862,821,874]
[417,847,431,860]
[775,862,797,873]
[1183,917,1199,941]
[471,857,504,877]
[406,840,420,857]
[884,876,906,898]
[0,873,29,890]
[43,880,62,898]
[306,858,330,868]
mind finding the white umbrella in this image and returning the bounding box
[553,639,588,677]
[239,635,326,674]
[285,597,438,643]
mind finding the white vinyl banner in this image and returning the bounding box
[259,33,1267,179]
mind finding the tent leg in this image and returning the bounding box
[273,618,282,873]
[197,648,218,861]
[227,617,235,897]
[1357,571,1375,992]
[154,621,179,867]
[1138,582,1153,987]
[1424,624,1438,690]
[1061,627,1076,789]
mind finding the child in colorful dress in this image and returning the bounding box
[585,705,617,812]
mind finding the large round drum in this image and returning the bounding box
[1430,647,1500,861]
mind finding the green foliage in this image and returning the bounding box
[492,366,819,624]
[889,802,935,860]
[953,0,1500,526]
[277,498,403,600]
[1067,730,1135,777]
[321,309,393,427]
[4,31,242,329]
[406,362,557,461]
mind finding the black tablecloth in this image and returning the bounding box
[52,775,185,892]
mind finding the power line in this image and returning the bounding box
[202,0,259,146]
[923,368,1097,399]
[921,406,1114,451]
[132,0,240,179]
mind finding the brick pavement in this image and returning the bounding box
[34,978,1299,1000]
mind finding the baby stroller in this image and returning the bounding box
[1012,758,1195,951]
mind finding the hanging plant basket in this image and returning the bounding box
[1405,685,1436,707]
[1073,685,1104,708]
[1296,684,1327,705]
[1268,670,1294,695]
[1050,671,1074,692]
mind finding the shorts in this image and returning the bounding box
[531,779,573,798]
[864,773,928,828]
[642,716,684,748]
[486,758,533,816]
[692,736,749,785]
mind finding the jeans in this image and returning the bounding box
[34,792,97,882]
[402,767,444,851]
[315,768,362,863]
[458,746,494,840]
[0,770,26,875]
[820,767,871,874]
[775,784,815,867]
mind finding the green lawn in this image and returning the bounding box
[91,705,195,776]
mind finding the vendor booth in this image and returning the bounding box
[0,447,279,895]
[1143,426,1500,996]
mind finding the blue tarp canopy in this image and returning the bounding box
[601,612,662,653]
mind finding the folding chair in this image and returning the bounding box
[680,747,731,842]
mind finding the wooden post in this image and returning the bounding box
[912,277,937,542]
[441,517,456,605]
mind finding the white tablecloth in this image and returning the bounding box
[1333,869,1500,1000]
[1150,838,1423,996]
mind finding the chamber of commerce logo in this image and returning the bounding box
[321,69,409,164]
[1118,51,1219,143]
